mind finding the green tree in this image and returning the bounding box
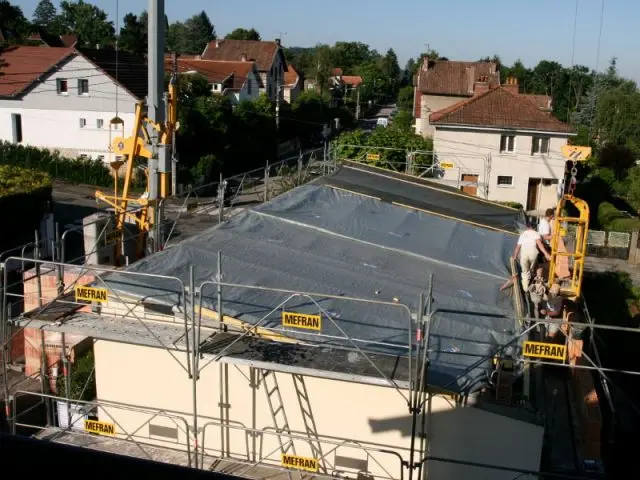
[58,0,115,48]
[331,41,376,73]
[397,85,414,111]
[309,44,333,96]
[182,11,215,55]
[118,12,146,56]
[0,1,30,43]
[378,48,401,98]
[166,21,187,53]
[225,27,260,41]
[32,0,57,29]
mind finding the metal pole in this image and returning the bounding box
[61,333,71,429]
[275,86,280,160]
[34,230,42,308]
[189,264,199,468]
[217,251,223,332]
[147,0,165,253]
[264,161,270,203]
[218,173,225,224]
[356,87,360,120]
[55,223,64,296]
[40,329,51,426]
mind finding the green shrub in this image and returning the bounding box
[0,165,51,198]
[57,350,96,402]
[607,218,640,232]
[495,201,523,210]
[0,141,113,187]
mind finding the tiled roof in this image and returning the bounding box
[60,34,78,48]
[201,39,284,72]
[342,75,363,87]
[418,59,500,96]
[0,46,75,97]
[26,32,78,48]
[166,57,255,90]
[523,94,552,111]
[284,63,299,87]
[430,86,573,133]
[78,48,148,100]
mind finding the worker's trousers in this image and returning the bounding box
[519,248,538,290]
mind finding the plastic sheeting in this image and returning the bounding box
[104,183,520,393]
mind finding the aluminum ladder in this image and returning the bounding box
[292,374,327,473]
[262,370,297,457]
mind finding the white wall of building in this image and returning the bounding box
[416,94,467,138]
[0,54,138,160]
[94,339,543,480]
[434,126,570,206]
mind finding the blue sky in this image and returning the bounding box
[15,0,640,82]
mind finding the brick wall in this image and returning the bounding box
[23,265,96,312]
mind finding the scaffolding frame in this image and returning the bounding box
[1,238,634,479]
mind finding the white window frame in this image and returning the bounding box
[96,119,104,129]
[499,134,515,153]
[77,78,89,96]
[531,136,550,155]
[79,118,87,128]
[497,175,514,187]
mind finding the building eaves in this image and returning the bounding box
[430,86,573,134]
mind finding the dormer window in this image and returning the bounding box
[56,78,68,95]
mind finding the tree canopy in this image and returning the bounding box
[225,27,260,41]
[58,0,115,47]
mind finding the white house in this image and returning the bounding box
[168,57,261,106]
[430,79,574,212]
[0,46,146,161]
[201,38,287,101]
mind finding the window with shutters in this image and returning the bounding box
[56,78,68,95]
[499,135,515,153]
[531,136,550,155]
[78,78,89,95]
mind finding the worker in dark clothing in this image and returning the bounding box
[540,283,564,336]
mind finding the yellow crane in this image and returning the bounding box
[547,145,592,300]
[96,56,179,264]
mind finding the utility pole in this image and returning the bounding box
[147,0,165,254]
[355,87,361,120]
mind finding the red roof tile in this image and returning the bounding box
[342,75,363,87]
[166,57,255,90]
[201,39,284,72]
[523,94,552,111]
[0,46,75,97]
[430,86,573,133]
[284,64,299,86]
[418,60,500,96]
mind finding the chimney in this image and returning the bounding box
[503,76,519,94]
[474,75,490,95]
[241,53,247,62]
[275,38,281,46]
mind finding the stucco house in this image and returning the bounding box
[0,45,146,161]
[167,57,260,106]
[201,38,287,101]
[430,79,574,211]
[283,63,302,104]
[413,58,500,137]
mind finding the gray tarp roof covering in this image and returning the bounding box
[104,182,521,393]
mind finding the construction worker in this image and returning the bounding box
[537,208,554,246]
[512,220,551,290]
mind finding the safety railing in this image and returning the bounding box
[8,391,192,466]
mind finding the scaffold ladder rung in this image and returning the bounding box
[292,374,327,473]
[261,369,296,456]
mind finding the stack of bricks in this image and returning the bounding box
[572,356,602,462]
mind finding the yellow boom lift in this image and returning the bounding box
[96,57,179,264]
[547,145,592,300]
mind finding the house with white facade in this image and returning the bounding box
[413,58,500,138]
[167,57,260,105]
[201,38,287,101]
[430,78,574,212]
[0,46,146,161]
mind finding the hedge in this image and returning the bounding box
[0,141,113,187]
[0,165,51,198]
[597,201,640,231]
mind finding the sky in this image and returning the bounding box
[14,0,640,82]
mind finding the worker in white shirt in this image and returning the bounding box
[512,221,551,290]
[537,208,555,246]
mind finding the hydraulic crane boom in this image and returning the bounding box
[95,55,179,263]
